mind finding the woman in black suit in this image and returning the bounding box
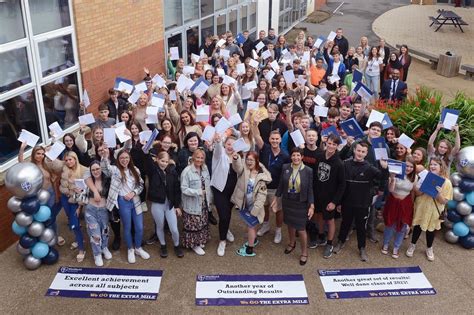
[273,148,314,265]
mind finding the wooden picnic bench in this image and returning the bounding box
[395,44,439,70]
[461,64,474,80]
[429,10,469,32]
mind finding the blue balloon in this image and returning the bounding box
[33,205,51,222]
[459,233,474,249]
[453,222,470,237]
[21,196,40,215]
[447,200,458,210]
[447,209,463,223]
[42,248,59,265]
[460,178,474,193]
[31,242,49,259]
[466,191,474,206]
[12,221,27,236]
[19,234,37,248]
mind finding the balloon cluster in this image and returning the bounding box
[444,147,474,249]
[6,162,59,270]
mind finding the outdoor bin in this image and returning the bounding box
[437,53,462,77]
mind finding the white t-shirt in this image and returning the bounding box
[365,57,383,76]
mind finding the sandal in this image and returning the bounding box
[57,236,66,247]
[299,255,308,266]
[284,242,296,254]
[76,251,86,263]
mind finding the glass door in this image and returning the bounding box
[186,25,200,63]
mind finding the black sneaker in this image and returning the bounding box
[112,237,121,251]
[323,244,334,259]
[316,236,327,247]
[160,245,168,258]
[146,233,158,245]
[174,246,184,258]
[308,240,318,249]
[208,211,218,225]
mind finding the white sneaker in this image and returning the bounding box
[406,243,416,257]
[135,247,150,260]
[257,222,271,237]
[127,249,136,264]
[226,230,234,242]
[426,247,435,261]
[274,228,282,244]
[192,245,206,256]
[102,247,112,260]
[94,255,104,267]
[217,241,226,257]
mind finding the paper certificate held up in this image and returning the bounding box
[45,141,65,161]
[290,129,305,147]
[232,138,250,153]
[18,129,40,148]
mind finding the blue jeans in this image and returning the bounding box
[60,194,84,250]
[383,223,408,250]
[117,196,143,249]
[47,187,62,234]
[85,204,110,256]
[365,74,380,98]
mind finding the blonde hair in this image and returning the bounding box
[63,151,83,179]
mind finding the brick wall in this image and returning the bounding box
[0,187,16,252]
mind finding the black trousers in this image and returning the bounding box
[338,206,370,249]
[212,187,233,241]
[411,225,435,248]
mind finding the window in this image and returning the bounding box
[29,0,71,35]
[0,48,31,94]
[248,3,256,30]
[0,1,25,44]
[167,33,183,68]
[241,5,248,31]
[228,0,238,6]
[201,0,214,17]
[217,14,226,36]
[38,34,75,77]
[164,0,182,30]
[183,0,199,24]
[229,10,238,36]
[186,26,200,62]
[201,16,214,40]
[215,0,226,11]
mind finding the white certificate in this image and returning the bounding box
[246,101,259,111]
[152,74,166,88]
[82,89,90,108]
[270,60,280,72]
[244,81,258,90]
[134,81,148,92]
[201,125,216,142]
[255,41,265,52]
[217,68,225,77]
[18,129,40,148]
[151,94,165,108]
[183,66,195,75]
[216,39,226,48]
[443,112,458,130]
[170,47,180,60]
[313,95,326,106]
[302,51,310,63]
[74,179,87,191]
[169,90,177,101]
[297,75,307,86]
[191,53,201,63]
[78,113,95,125]
[222,75,237,86]
[145,106,159,124]
[103,128,116,148]
[327,31,337,41]
[248,59,259,69]
[115,124,131,143]
[290,129,305,147]
[261,50,272,60]
[45,141,65,161]
[374,148,388,161]
[328,74,340,84]
[117,81,133,94]
[232,138,250,152]
[195,105,210,123]
[265,70,276,81]
[219,49,230,60]
[192,81,209,98]
[283,70,296,84]
[215,117,232,134]
[236,63,246,75]
[139,130,153,143]
[48,121,64,138]
[176,75,189,92]
[229,113,243,126]
[127,90,141,104]
[314,106,329,117]
[388,163,403,175]
[398,133,415,149]
[313,38,324,49]
[366,109,385,127]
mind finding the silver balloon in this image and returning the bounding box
[23,255,42,270]
[453,187,465,202]
[443,219,454,229]
[456,146,474,179]
[445,230,459,244]
[15,212,33,227]
[27,221,45,237]
[47,236,57,247]
[37,189,51,205]
[457,201,473,216]
[470,226,474,234]
[16,242,31,256]
[39,228,55,243]
[7,196,22,213]
[450,172,462,187]
[5,162,44,199]
[463,213,474,227]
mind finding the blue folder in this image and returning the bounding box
[340,118,364,139]
[321,125,340,139]
[382,113,393,130]
[387,159,406,179]
[420,172,445,198]
[440,108,460,122]
[352,70,363,83]
[236,33,246,45]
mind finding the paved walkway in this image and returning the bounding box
[373,4,474,66]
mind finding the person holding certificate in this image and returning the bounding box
[427,123,460,171]
[406,157,453,261]
[274,148,314,266]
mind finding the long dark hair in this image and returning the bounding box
[116,150,141,184]
[89,160,111,195]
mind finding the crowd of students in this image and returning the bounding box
[18,27,458,267]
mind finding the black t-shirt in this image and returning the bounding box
[303,146,323,175]
[260,144,290,189]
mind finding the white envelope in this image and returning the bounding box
[191,53,201,63]
[215,117,232,134]
[115,124,131,143]
[327,31,337,41]
[48,121,64,138]
[216,39,226,48]
[244,81,258,90]
[313,95,326,106]
[374,148,388,160]
[219,49,230,59]
[82,89,90,108]
[134,81,148,92]
[270,60,280,72]
[283,70,296,84]
[45,141,65,161]
[217,68,225,77]
[146,106,159,124]
[170,47,180,60]
[261,50,272,60]
[74,179,87,190]
[314,106,329,117]
[246,101,259,111]
[290,129,305,147]
[139,130,153,143]
[195,105,210,122]
[78,113,95,125]
[201,125,216,142]
[398,133,415,149]
[127,90,141,104]
[232,138,250,152]
[255,41,265,52]
[249,59,259,69]
[236,63,246,75]
[183,66,195,75]
[313,38,324,49]
[229,113,243,126]
[222,75,237,86]
[117,81,133,94]
[366,110,385,127]
[443,112,458,130]
[103,128,116,148]
[152,74,166,88]
[265,70,276,81]
[151,94,165,108]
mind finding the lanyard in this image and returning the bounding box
[290,164,303,189]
